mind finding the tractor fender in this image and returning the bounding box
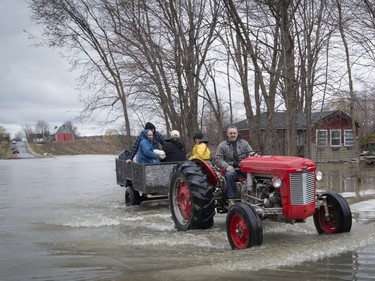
[191,159,219,188]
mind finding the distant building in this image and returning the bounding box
[233,110,360,162]
[49,125,75,141]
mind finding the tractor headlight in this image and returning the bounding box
[316,170,323,181]
[272,177,282,188]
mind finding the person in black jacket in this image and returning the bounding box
[163,130,186,162]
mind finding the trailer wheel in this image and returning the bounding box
[313,192,352,234]
[125,186,141,206]
[226,202,263,250]
[169,161,215,231]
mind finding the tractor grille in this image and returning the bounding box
[290,172,315,205]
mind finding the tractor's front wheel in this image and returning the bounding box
[169,161,215,231]
[226,202,263,250]
[313,192,352,234]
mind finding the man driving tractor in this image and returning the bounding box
[214,125,254,206]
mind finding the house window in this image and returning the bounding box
[316,129,327,147]
[330,129,341,147]
[344,129,354,146]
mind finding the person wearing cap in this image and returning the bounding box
[126,122,165,163]
[188,132,211,161]
[163,130,187,162]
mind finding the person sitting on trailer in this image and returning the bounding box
[163,130,186,162]
[126,122,165,163]
[137,129,160,164]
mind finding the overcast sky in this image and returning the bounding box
[0,0,103,138]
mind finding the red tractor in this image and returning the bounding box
[169,155,352,250]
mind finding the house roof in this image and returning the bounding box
[50,126,59,135]
[50,124,74,135]
[234,110,360,130]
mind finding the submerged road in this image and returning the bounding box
[0,155,374,280]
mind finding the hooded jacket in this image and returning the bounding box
[128,122,165,160]
[188,133,210,160]
[137,129,160,164]
[188,142,211,160]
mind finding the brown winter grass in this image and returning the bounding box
[28,137,127,156]
[0,141,12,158]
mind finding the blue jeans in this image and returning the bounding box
[224,170,246,199]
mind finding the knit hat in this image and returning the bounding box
[201,136,209,143]
[170,130,180,138]
[144,122,156,131]
[193,133,203,140]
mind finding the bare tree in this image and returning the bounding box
[334,0,360,158]
[221,0,280,153]
[222,0,302,155]
[15,132,24,141]
[220,0,359,158]
[293,0,336,158]
[0,126,8,137]
[30,0,133,144]
[22,124,34,142]
[29,0,375,155]
[150,0,220,138]
[103,0,220,142]
[35,120,50,138]
[330,90,375,135]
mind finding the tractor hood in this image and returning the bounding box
[241,155,316,174]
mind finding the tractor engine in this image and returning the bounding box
[255,179,281,208]
[235,177,281,208]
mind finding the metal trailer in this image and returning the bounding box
[115,158,179,205]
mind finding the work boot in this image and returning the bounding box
[228,199,236,206]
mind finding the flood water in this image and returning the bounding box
[0,154,374,281]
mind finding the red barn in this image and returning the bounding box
[51,125,75,141]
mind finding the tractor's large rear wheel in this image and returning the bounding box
[226,202,263,250]
[313,192,352,234]
[169,161,215,231]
